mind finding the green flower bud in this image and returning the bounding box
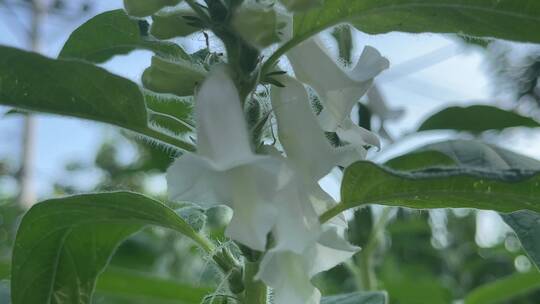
[232,4,288,49]
[150,9,203,39]
[123,0,182,17]
[142,56,206,97]
[205,205,233,238]
[279,0,323,12]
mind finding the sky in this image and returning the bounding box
[1,0,539,245]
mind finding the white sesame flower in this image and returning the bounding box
[257,225,359,304]
[167,66,320,253]
[167,66,287,251]
[270,74,366,181]
[287,36,388,149]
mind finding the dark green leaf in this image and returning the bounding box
[321,291,387,304]
[418,105,540,132]
[59,10,190,63]
[464,271,540,304]
[150,9,202,39]
[95,267,211,303]
[294,0,540,46]
[11,192,202,304]
[1,45,146,130]
[385,150,456,171]
[330,161,540,222]
[0,46,194,151]
[266,0,540,72]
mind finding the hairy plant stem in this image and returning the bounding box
[184,1,268,300]
[243,262,267,304]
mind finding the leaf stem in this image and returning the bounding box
[319,203,347,224]
[261,39,297,75]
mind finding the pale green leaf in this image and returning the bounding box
[59,10,190,63]
[418,105,540,132]
[11,192,202,304]
[0,46,194,151]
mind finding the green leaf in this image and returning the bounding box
[265,0,540,72]
[418,105,540,132]
[464,271,540,304]
[321,291,387,304]
[384,139,540,268]
[300,0,540,44]
[150,9,202,40]
[385,150,456,170]
[339,161,540,214]
[502,211,540,270]
[11,192,204,304]
[0,46,194,151]
[1,45,146,130]
[59,10,191,63]
[95,267,210,303]
[386,140,540,171]
[124,0,182,18]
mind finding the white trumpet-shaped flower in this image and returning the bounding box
[287,37,389,149]
[167,66,320,253]
[257,224,359,304]
[270,74,351,231]
[167,66,286,251]
[270,75,365,181]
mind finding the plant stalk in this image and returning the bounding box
[243,262,267,304]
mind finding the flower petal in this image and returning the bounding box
[287,37,354,94]
[307,226,360,277]
[257,251,322,304]
[336,118,381,149]
[350,46,390,82]
[309,184,347,228]
[271,75,352,181]
[272,179,321,253]
[167,153,227,205]
[225,155,291,251]
[287,37,389,135]
[195,65,254,169]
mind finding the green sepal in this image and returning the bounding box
[150,9,203,39]
[142,56,206,97]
